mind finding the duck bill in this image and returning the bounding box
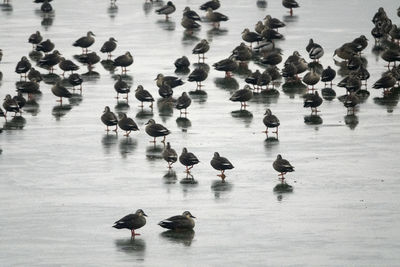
[190,215,196,218]
[143,213,148,217]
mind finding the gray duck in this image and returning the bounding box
[118,113,139,137]
[73,31,95,54]
[210,152,234,180]
[162,142,178,169]
[158,211,195,230]
[135,85,154,109]
[113,209,147,238]
[179,148,200,173]
[273,154,294,183]
[145,119,170,143]
[229,85,253,109]
[175,92,192,116]
[101,106,118,132]
[263,109,280,138]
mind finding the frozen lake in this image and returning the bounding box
[1,0,400,266]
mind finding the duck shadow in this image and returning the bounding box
[3,116,26,130]
[282,79,307,97]
[112,74,134,83]
[214,77,239,91]
[160,230,195,246]
[69,93,83,106]
[211,180,233,199]
[251,90,279,104]
[81,70,101,81]
[0,3,13,14]
[344,114,359,130]
[304,115,323,125]
[119,137,138,158]
[146,144,164,161]
[41,15,54,30]
[207,27,228,40]
[373,94,399,113]
[264,136,279,147]
[282,15,298,23]
[273,182,293,193]
[52,104,72,120]
[180,173,198,185]
[163,170,177,184]
[156,19,175,31]
[182,30,200,46]
[42,73,61,85]
[114,238,146,257]
[176,117,191,129]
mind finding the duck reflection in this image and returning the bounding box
[136,109,154,120]
[256,0,267,8]
[373,94,399,113]
[176,117,191,129]
[101,59,116,73]
[143,2,153,15]
[146,144,164,161]
[188,90,207,104]
[158,97,175,120]
[42,73,61,85]
[175,67,191,76]
[156,19,175,31]
[282,79,307,97]
[231,109,253,127]
[207,27,228,40]
[344,114,359,130]
[115,101,130,113]
[112,74,134,83]
[180,172,198,185]
[273,182,293,193]
[160,230,195,246]
[163,170,177,184]
[251,91,279,104]
[52,104,72,120]
[114,238,146,258]
[69,93,83,106]
[211,180,233,199]
[29,51,43,62]
[119,137,137,158]
[233,63,251,78]
[41,15,54,30]
[3,116,26,130]
[214,77,239,91]
[321,88,336,101]
[108,3,118,19]
[304,115,323,125]
[81,69,100,80]
[23,98,40,116]
[182,30,200,46]
[101,133,118,154]
[0,2,12,14]
[193,63,210,73]
[282,15,298,23]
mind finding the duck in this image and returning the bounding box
[321,66,336,87]
[206,8,228,28]
[36,39,55,54]
[273,154,294,183]
[158,211,195,231]
[51,82,72,104]
[302,69,320,91]
[155,74,184,89]
[28,31,43,49]
[118,113,139,137]
[264,15,285,31]
[15,56,31,80]
[162,142,178,169]
[213,56,238,78]
[179,148,200,173]
[192,39,210,62]
[13,93,26,110]
[113,209,147,238]
[241,28,262,48]
[263,109,280,138]
[381,49,400,69]
[59,57,79,76]
[114,75,130,100]
[100,37,118,59]
[101,106,118,132]
[27,68,43,83]
[210,152,234,180]
[181,16,201,32]
[373,72,396,95]
[229,85,253,108]
[158,82,174,98]
[38,50,62,73]
[135,85,154,109]
[260,51,282,66]
[351,35,368,54]
[73,31,95,54]
[188,67,208,90]
[3,94,20,117]
[145,119,170,143]
[303,91,323,114]
[175,92,192,116]
[306,39,324,61]
[16,80,40,98]
[200,0,220,11]
[40,0,52,13]
[79,52,100,69]
[174,56,190,69]
[245,70,261,90]
[156,1,176,20]
[282,0,299,16]
[343,93,359,115]
[113,52,133,74]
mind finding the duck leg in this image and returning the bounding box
[217,170,226,180]
[273,127,279,138]
[161,136,166,143]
